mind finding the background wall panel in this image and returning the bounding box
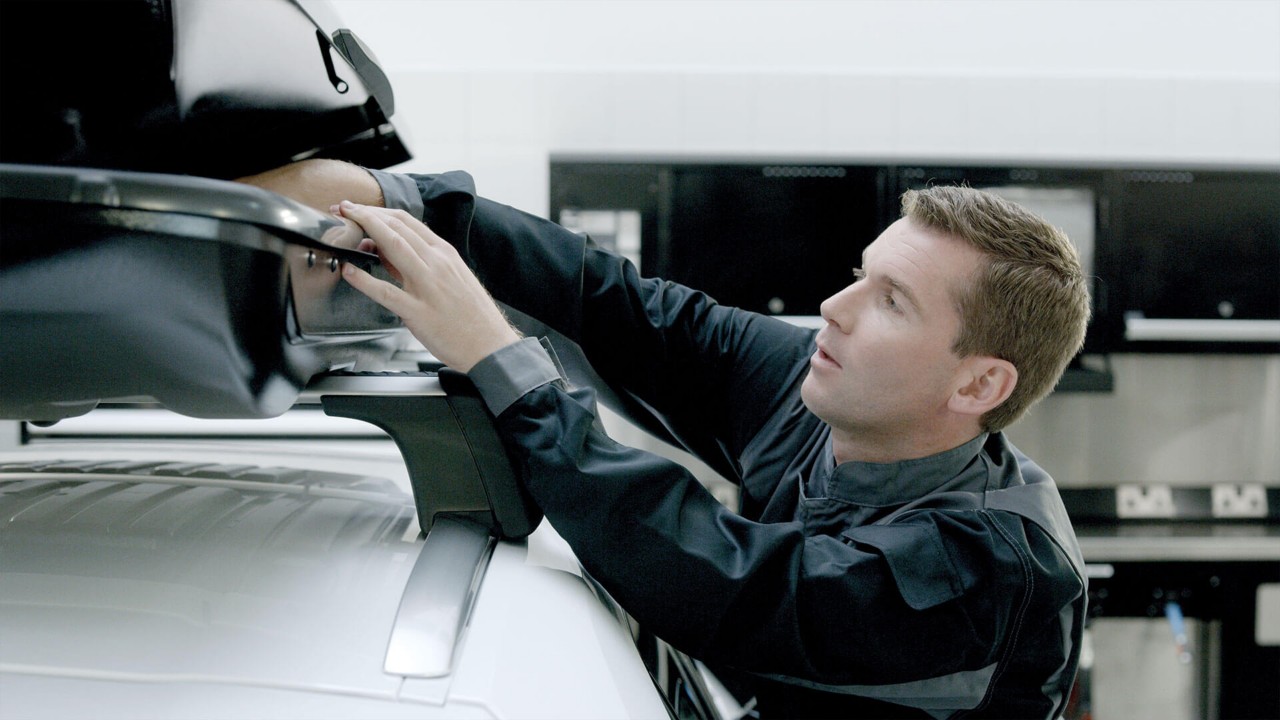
[330,0,1280,490]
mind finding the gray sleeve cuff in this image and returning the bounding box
[366,168,425,219]
[468,337,564,417]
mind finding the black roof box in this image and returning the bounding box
[0,0,411,179]
[0,163,405,422]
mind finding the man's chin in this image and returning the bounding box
[799,373,823,417]
[800,372,855,432]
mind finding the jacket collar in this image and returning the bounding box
[814,433,992,508]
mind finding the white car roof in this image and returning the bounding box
[0,438,666,719]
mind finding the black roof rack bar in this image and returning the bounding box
[310,369,543,541]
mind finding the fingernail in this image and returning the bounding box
[329,203,341,215]
[342,262,355,276]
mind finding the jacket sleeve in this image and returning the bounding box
[387,169,815,482]
[495,375,1031,687]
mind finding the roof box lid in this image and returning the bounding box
[0,0,411,179]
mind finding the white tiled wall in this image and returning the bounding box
[331,0,1280,489]
[382,68,1280,218]
[334,0,1280,214]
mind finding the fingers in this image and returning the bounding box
[338,202,466,291]
[354,237,403,284]
[379,208,444,250]
[336,202,450,256]
[340,261,410,318]
[340,205,431,285]
[338,202,445,254]
[334,200,468,306]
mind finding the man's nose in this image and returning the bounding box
[819,284,858,333]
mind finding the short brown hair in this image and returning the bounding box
[902,185,1090,432]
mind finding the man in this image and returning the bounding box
[242,160,1091,719]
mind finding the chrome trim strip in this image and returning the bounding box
[384,516,494,678]
[298,374,446,403]
[1124,318,1280,342]
[1079,535,1280,562]
[21,409,380,437]
[0,472,412,507]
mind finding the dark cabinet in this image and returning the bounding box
[552,160,1279,354]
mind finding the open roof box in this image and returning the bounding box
[0,163,403,421]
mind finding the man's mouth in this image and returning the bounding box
[812,344,841,370]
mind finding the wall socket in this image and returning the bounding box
[1116,484,1176,518]
[1211,483,1269,519]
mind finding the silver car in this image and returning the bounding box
[1,414,724,719]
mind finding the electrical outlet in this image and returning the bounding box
[1211,484,1269,519]
[1116,484,1175,519]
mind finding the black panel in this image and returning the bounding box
[1113,171,1278,320]
[552,160,1279,355]
[1100,169,1280,352]
[661,164,884,316]
[550,162,885,317]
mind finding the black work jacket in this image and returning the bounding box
[375,169,1087,720]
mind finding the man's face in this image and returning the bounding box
[800,218,983,446]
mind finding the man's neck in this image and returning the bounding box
[830,424,984,465]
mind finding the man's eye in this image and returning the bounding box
[882,293,903,313]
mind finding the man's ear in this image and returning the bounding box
[948,357,1018,418]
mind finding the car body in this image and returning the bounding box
[0,419,678,719]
